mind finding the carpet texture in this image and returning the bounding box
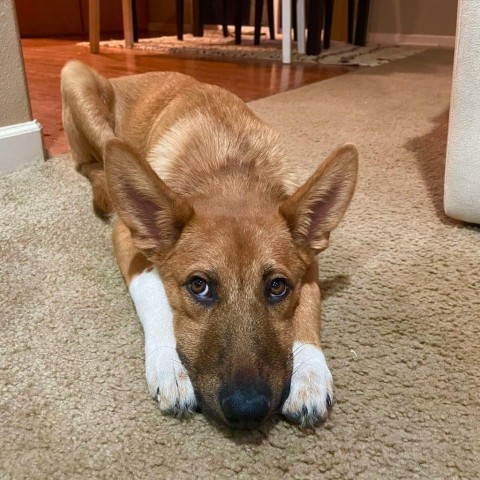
[83,29,425,67]
[1,49,479,479]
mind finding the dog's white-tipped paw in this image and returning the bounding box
[129,269,197,417]
[282,342,333,427]
[145,348,197,417]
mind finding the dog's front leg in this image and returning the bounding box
[282,262,333,427]
[113,220,196,416]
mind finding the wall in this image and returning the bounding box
[148,0,253,33]
[0,0,44,172]
[149,0,185,33]
[0,0,31,128]
[15,0,149,37]
[368,0,457,45]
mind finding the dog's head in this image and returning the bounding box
[106,139,357,428]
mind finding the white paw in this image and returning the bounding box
[282,342,333,427]
[145,347,197,416]
[129,269,197,417]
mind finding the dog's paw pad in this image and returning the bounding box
[146,349,197,417]
[282,342,333,427]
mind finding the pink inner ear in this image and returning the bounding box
[306,182,342,241]
[125,184,163,239]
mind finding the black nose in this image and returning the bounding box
[219,382,272,428]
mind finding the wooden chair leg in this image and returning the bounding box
[323,0,334,49]
[267,0,275,39]
[88,0,100,54]
[254,0,264,45]
[121,0,134,48]
[175,0,184,40]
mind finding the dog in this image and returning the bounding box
[61,60,358,429]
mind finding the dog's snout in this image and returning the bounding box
[219,381,272,428]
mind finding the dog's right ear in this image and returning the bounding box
[280,144,358,254]
[104,138,194,257]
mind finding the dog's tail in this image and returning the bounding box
[61,60,115,218]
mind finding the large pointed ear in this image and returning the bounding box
[104,138,194,257]
[279,144,358,254]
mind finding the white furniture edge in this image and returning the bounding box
[282,0,306,64]
[282,0,291,63]
[0,120,45,173]
[296,0,306,55]
[444,0,480,224]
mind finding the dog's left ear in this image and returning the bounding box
[104,138,194,257]
[280,144,358,254]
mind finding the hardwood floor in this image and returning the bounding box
[21,37,353,156]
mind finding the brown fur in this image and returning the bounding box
[61,60,358,426]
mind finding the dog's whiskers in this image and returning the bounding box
[288,343,309,362]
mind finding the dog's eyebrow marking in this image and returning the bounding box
[185,267,219,282]
[262,263,292,279]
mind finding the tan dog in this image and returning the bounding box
[61,60,358,429]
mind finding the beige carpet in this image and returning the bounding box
[1,49,479,479]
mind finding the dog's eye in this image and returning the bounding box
[187,276,215,305]
[266,278,290,303]
[189,277,210,296]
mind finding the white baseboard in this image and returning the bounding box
[367,33,456,48]
[0,120,45,173]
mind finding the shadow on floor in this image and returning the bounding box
[320,274,351,301]
[405,108,461,227]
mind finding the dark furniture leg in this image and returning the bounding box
[354,0,370,46]
[292,0,297,42]
[234,0,243,44]
[175,0,184,40]
[192,0,204,37]
[132,0,139,42]
[323,0,334,49]
[254,0,264,45]
[222,0,229,36]
[267,0,275,39]
[306,0,325,55]
[347,0,355,43]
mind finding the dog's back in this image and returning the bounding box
[144,82,295,204]
[61,60,294,216]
